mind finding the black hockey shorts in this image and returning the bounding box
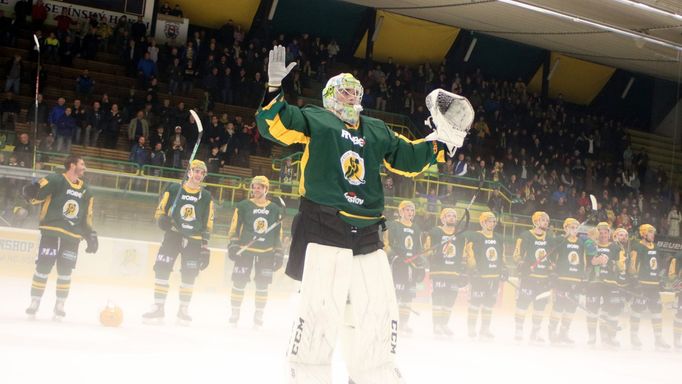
[153,231,202,278]
[516,277,550,311]
[631,285,662,314]
[470,277,500,307]
[286,197,384,281]
[585,282,624,316]
[35,234,80,275]
[431,273,461,307]
[552,280,581,314]
[232,251,275,286]
[391,259,417,302]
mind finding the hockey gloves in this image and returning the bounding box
[199,240,210,271]
[21,182,40,202]
[228,243,241,261]
[267,45,297,87]
[273,249,284,272]
[84,231,99,253]
[158,215,173,232]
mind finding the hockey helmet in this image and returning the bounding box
[639,224,656,237]
[563,218,579,229]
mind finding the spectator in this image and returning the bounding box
[167,58,183,95]
[667,206,681,237]
[170,4,184,17]
[159,2,172,14]
[207,115,225,149]
[206,146,222,174]
[488,189,505,216]
[31,0,48,30]
[131,16,147,41]
[129,136,149,167]
[48,97,66,137]
[28,93,49,135]
[137,52,158,86]
[149,125,167,150]
[84,100,104,147]
[54,8,75,40]
[103,103,123,149]
[81,27,100,59]
[58,35,77,66]
[0,92,20,130]
[181,61,197,95]
[71,99,87,145]
[169,125,187,168]
[128,110,149,144]
[149,142,166,174]
[55,107,76,152]
[4,55,22,94]
[97,21,113,52]
[13,133,33,168]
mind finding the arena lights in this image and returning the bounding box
[608,0,682,21]
[497,0,682,52]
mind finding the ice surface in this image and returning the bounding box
[0,276,679,384]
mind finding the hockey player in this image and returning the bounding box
[584,222,624,347]
[23,155,98,320]
[142,160,214,324]
[256,45,465,383]
[668,251,682,350]
[464,211,505,340]
[385,200,424,334]
[513,211,553,342]
[628,224,670,349]
[547,218,586,345]
[425,207,465,336]
[227,176,283,327]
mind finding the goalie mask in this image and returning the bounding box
[322,73,364,126]
[424,88,475,157]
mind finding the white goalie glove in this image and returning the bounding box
[268,45,297,87]
[423,89,475,157]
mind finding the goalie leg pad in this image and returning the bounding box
[342,249,404,383]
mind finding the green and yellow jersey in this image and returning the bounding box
[228,199,282,254]
[33,172,94,240]
[155,183,214,240]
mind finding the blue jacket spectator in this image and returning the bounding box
[129,136,149,166]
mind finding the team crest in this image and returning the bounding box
[649,257,658,270]
[254,217,268,234]
[404,235,413,250]
[62,200,79,220]
[486,247,498,262]
[534,248,547,261]
[568,251,579,265]
[340,151,366,185]
[180,204,196,221]
[442,242,456,258]
[164,23,180,39]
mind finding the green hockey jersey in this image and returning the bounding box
[228,199,282,253]
[34,172,94,240]
[629,240,663,286]
[551,236,587,282]
[385,220,422,259]
[465,230,505,279]
[155,183,214,240]
[513,230,553,279]
[426,226,465,275]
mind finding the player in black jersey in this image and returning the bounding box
[464,212,505,340]
[513,211,553,343]
[546,218,587,344]
[668,251,682,350]
[628,224,670,349]
[425,207,465,336]
[385,200,424,334]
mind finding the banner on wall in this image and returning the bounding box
[154,14,189,46]
[0,0,155,27]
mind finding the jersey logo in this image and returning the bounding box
[649,257,657,270]
[254,217,269,234]
[340,150,366,185]
[486,247,498,262]
[568,251,579,266]
[62,200,79,220]
[404,235,413,250]
[180,204,196,222]
[534,248,547,262]
[442,242,456,258]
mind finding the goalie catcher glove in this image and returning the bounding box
[199,240,210,271]
[22,182,40,202]
[84,231,98,254]
[423,89,475,157]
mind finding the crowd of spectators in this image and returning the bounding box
[0,3,680,237]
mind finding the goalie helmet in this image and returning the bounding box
[424,88,474,157]
[322,73,364,126]
[99,302,123,327]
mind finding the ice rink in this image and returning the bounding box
[1,275,679,384]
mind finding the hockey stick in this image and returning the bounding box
[32,34,40,176]
[235,196,286,256]
[167,109,204,219]
[529,194,598,272]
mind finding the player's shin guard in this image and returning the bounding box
[154,278,170,305]
[530,310,544,340]
[467,305,480,337]
[179,282,194,306]
[230,286,244,323]
[559,313,575,343]
[586,314,598,344]
[673,316,682,348]
[254,288,268,326]
[55,274,71,300]
[514,309,526,340]
[480,306,493,337]
[30,272,48,300]
[630,313,642,348]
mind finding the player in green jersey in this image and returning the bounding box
[667,250,682,350]
[227,176,283,328]
[464,211,505,340]
[256,45,472,383]
[628,224,670,350]
[142,160,214,324]
[23,155,98,320]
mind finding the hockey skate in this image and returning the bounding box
[674,338,682,351]
[53,300,66,322]
[557,331,575,346]
[253,310,264,329]
[229,307,240,327]
[25,298,40,319]
[479,329,495,341]
[529,330,545,344]
[654,337,670,351]
[176,305,192,326]
[630,334,643,350]
[142,304,165,324]
[514,328,524,342]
